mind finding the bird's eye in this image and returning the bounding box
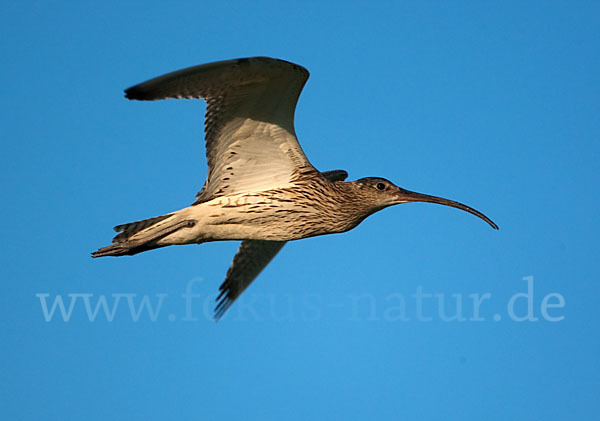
[376,182,386,191]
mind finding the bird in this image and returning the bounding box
[92,57,498,319]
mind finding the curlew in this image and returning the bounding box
[93,57,498,319]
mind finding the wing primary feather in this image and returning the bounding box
[214,240,286,320]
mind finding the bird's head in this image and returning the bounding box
[354,177,498,229]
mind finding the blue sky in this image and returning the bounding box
[2,1,598,419]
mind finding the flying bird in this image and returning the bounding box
[93,57,498,319]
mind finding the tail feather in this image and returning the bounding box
[113,214,173,243]
[92,242,160,257]
[92,214,196,258]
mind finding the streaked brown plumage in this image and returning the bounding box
[92,57,497,319]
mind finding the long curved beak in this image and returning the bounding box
[396,188,498,230]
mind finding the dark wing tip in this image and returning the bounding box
[124,85,150,100]
[214,288,234,321]
[213,240,286,320]
[214,279,232,320]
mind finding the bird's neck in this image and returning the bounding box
[327,181,384,231]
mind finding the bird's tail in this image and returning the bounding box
[92,213,196,257]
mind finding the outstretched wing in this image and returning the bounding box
[214,169,349,320]
[124,57,315,203]
[215,240,286,320]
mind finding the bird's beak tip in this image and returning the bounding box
[397,189,498,230]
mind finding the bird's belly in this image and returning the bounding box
[183,193,355,242]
